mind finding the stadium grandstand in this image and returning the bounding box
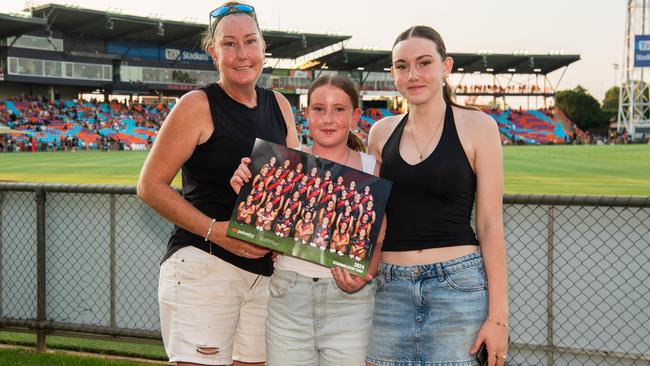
[0,3,584,152]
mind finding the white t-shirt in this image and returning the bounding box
[274,147,376,278]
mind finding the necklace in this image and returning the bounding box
[409,108,446,160]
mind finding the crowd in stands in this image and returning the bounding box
[1,94,636,153]
[0,94,170,152]
[456,84,552,94]
[482,106,587,145]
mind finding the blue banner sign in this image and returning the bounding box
[634,35,650,67]
[107,42,211,64]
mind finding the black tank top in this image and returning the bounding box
[380,103,479,251]
[164,83,287,275]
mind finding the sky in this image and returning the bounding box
[4,0,626,101]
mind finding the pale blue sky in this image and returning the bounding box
[5,0,625,101]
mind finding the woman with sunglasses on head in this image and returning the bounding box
[364,26,508,366]
[137,2,298,366]
[231,75,384,366]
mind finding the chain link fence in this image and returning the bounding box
[0,183,648,365]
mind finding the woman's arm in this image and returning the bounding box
[465,112,509,360]
[274,91,300,148]
[137,91,268,259]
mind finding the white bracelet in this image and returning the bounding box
[204,218,216,242]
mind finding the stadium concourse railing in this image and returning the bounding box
[0,183,648,366]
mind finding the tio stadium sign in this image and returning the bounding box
[165,48,211,62]
[634,35,650,67]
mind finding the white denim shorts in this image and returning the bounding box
[158,245,269,365]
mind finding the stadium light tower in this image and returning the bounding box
[618,0,650,139]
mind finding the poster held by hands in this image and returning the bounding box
[227,138,392,276]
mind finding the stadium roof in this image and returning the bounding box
[302,49,580,75]
[30,4,198,45]
[22,4,348,59]
[262,30,350,59]
[0,13,47,38]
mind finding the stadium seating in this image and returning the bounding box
[484,108,577,144]
[0,96,582,152]
[0,96,169,151]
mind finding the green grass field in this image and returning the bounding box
[0,330,165,365]
[1,145,649,196]
[0,349,157,366]
[0,331,166,361]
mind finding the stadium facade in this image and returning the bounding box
[1,3,592,149]
[1,4,579,103]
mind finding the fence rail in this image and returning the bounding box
[0,183,648,365]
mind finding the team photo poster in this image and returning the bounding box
[227,138,392,276]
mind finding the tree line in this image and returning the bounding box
[554,85,619,131]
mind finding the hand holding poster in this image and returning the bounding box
[227,138,392,276]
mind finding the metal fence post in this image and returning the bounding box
[35,187,47,353]
[546,205,555,366]
[109,194,116,328]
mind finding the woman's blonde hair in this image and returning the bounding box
[200,1,261,54]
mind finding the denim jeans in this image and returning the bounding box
[266,269,374,366]
[366,252,488,366]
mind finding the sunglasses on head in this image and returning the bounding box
[209,4,255,23]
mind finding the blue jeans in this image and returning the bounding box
[366,252,488,366]
[266,270,374,366]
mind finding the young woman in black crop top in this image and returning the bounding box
[137,3,298,366]
[365,26,509,366]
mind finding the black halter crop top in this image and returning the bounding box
[380,103,479,251]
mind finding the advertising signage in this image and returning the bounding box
[107,42,211,64]
[634,35,650,67]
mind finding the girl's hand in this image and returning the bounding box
[469,318,509,366]
[230,157,252,194]
[331,267,372,293]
